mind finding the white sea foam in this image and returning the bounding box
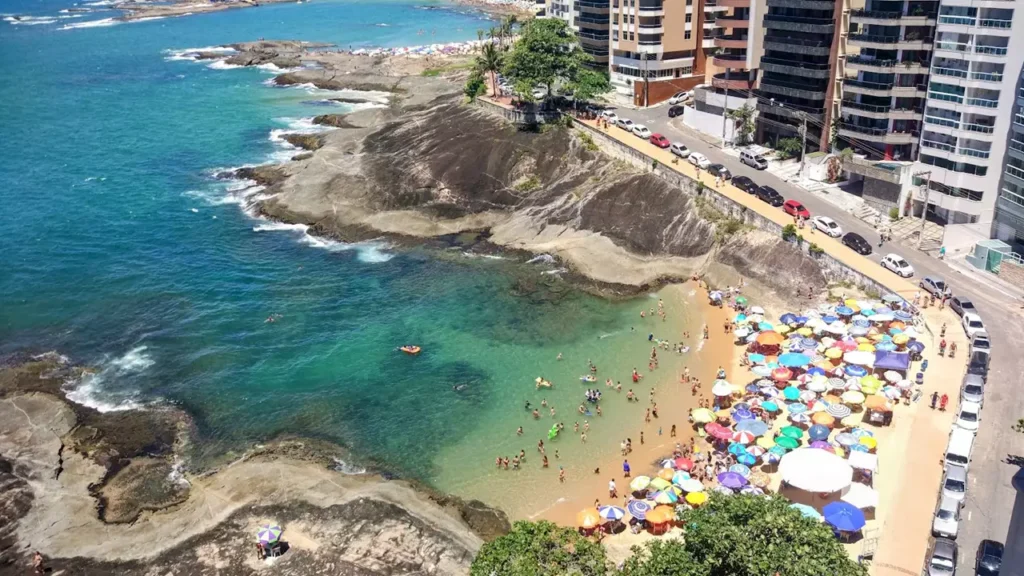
[183,179,265,209]
[256,62,301,74]
[252,221,308,233]
[167,458,191,488]
[163,45,237,62]
[331,458,367,475]
[58,17,118,29]
[64,346,152,412]
[206,60,242,70]
[526,254,556,265]
[251,216,394,263]
[83,0,117,6]
[542,268,567,275]
[5,15,60,25]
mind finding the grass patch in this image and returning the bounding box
[578,131,599,152]
[422,62,474,77]
[694,197,750,242]
[515,176,541,193]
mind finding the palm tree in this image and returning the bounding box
[476,29,485,51]
[476,42,503,98]
[501,15,518,49]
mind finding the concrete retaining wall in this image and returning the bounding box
[473,98,561,125]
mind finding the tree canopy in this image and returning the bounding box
[470,520,610,576]
[502,18,609,100]
[621,495,867,576]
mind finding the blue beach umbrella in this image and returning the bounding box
[790,503,823,520]
[808,424,830,441]
[728,442,749,456]
[736,419,770,436]
[737,453,757,466]
[851,428,874,438]
[745,383,760,394]
[822,315,839,324]
[894,310,913,321]
[907,341,925,353]
[734,313,748,323]
[780,313,798,325]
[783,386,801,401]
[876,341,897,352]
[762,401,780,412]
[627,499,651,520]
[599,505,626,521]
[807,366,826,376]
[852,318,870,327]
[823,502,866,532]
[733,408,756,421]
[734,402,751,411]
[845,365,868,377]
[876,306,894,315]
[778,352,812,368]
[787,402,807,414]
[836,306,854,316]
[758,322,774,331]
[767,361,781,369]
[795,315,809,324]
[672,471,691,485]
[849,443,870,452]
[860,308,876,317]
[729,464,751,477]
[801,337,819,349]
[748,353,766,364]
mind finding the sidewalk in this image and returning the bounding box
[946,256,1024,300]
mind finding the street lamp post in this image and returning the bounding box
[913,170,932,250]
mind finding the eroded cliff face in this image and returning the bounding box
[257,93,825,296]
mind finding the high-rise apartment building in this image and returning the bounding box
[546,0,610,67]
[993,64,1024,248]
[610,0,707,106]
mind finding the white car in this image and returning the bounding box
[601,110,619,123]
[531,87,547,100]
[668,91,688,105]
[956,400,981,431]
[631,124,652,139]
[881,253,915,278]
[932,495,960,538]
[811,215,842,237]
[962,313,986,338]
[616,118,634,131]
[688,152,710,169]
[669,142,690,158]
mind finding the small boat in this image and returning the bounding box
[399,346,421,355]
[580,375,597,383]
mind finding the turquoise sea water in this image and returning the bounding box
[0,0,706,507]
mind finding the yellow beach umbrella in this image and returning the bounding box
[630,476,651,491]
[797,327,813,337]
[892,333,909,345]
[844,298,858,306]
[692,408,716,424]
[840,415,861,429]
[650,477,672,491]
[685,492,708,506]
[855,337,869,344]
[777,325,792,335]
[869,333,884,342]
[647,505,676,523]
[577,507,603,529]
[757,436,776,449]
[861,374,882,389]
[657,468,675,481]
[825,347,843,359]
[859,436,878,450]
[842,390,866,405]
[858,343,875,352]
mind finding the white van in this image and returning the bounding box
[740,150,768,170]
[945,427,975,469]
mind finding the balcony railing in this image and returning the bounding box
[921,138,956,152]
[935,41,968,52]
[928,90,964,103]
[845,78,895,91]
[932,66,968,79]
[963,122,995,134]
[965,97,999,108]
[970,71,1003,82]
[843,99,923,115]
[845,55,931,69]
[853,9,937,19]
[938,15,974,25]
[762,56,830,70]
[924,114,959,128]
[979,18,1013,28]
[975,45,1008,55]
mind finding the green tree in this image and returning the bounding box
[620,539,695,576]
[502,18,609,102]
[728,104,755,146]
[476,42,504,98]
[776,137,803,160]
[470,520,610,576]
[638,494,864,576]
[476,28,485,50]
[464,69,487,101]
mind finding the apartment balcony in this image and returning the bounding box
[755,99,825,121]
[638,23,664,34]
[850,9,936,26]
[841,99,924,120]
[715,14,750,28]
[702,36,719,48]
[636,2,664,15]
[714,34,749,49]
[760,57,831,79]
[712,73,756,90]
[845,56,930,75]
[575,0,611,14]
[716,0,750,7]
[703,1,732,13]
[767,0,834,9]
[763,14,834,34]
[760,78,827,101]
[937,15,1013,32]
[843,79,927,98]
[712,54,750,70]
[576,17,610,29]
[837,123,919,144]
[920,137,992,160]
[848,33,934,50]
[763,36,831,56]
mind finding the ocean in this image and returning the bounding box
[0,0,707,516]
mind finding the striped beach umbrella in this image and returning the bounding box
[598,505,625,521]
[257,524,283,545]
[827,404,852,419]
[627,499,651,520]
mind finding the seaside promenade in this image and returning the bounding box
[480,95,972,575]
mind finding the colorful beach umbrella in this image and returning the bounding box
[629,476,651,492]
[627,499,651,520]
[712,380,734,397]
[757,331,785,346]
[782,386,800,401]
[674,457,693,471]
[842,390,866,405]
[650,477,672,491]
[706,423,734,440]
[737,453,757,466]
[812,412,835,427]
[835,433,857,447]
[680,479,704,493]
[780,426,805,439]
[776,436,800,450]
[823,501,866,532]
[749,471,770,487]
[718,471,748,489]
[844,365,868,378]
[691,408,716,424]
[787,402,807,414]
[859,436,878,450]
[756,436,776,449]
[736,296,748,306]
[577,508,604,528]
[733,408,756,422]
[729,464,751,477]
[807,424,830,441]
[652,490,679,505]
[598,505,626,521]
[685,492,708,506]
[773,367,794,382]
[789,503,822,520]
[657,468,675,481]
[778,352,811,368]
[736,419,770,436]
[728,442,750,456]
[762,400,780,412]
[257,525,283,545]
[672,471,691,485]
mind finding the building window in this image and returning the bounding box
[629,14,635,23]
[613,30,619,40]
[918,154,988,177]
[1001,181,1024,208]
[613,15,618,23]
[685,14,691,22]
[913,176,984,202]
[684,30,691,39]
[686,0,692,4]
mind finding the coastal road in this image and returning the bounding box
[604,102,1024,572]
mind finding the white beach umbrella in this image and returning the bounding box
[712,380,734,397]
[841,483,879,510]
[779,448,853,493]
[843,351,875,367]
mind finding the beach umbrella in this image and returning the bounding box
[782,386,800,401]
[906,340,925,353]
[797,327,814,337]
[650,477,672,491]
[736,419,769,437]
[894,309,913,321]
[835,339,858,352]
[850,427,873,439]
[789,413,810,425]
[849,326,869,337]
[598,505,626,521]
[756,436,776,449]
[630,476,652,492]
[787,402,807,414]
[747,445,767,457]
[728,442,750,456]
[752,366,773,378]
[859,436,878,450]
[745,383,760,394]
[734,327,751,340]
[842,482,879,510]
[835,432,857,447]
[776,325,792,335]
[780,425,805,439]
[748,471,770,487]
[729,464,751,477]
[747,314,765,324]
[772,367,794,382]
[780,313,798,325]
[652,490,679,505]
[706,423,734,441]
[778,352,811,368]
[827,377,846,391]
[842,390,866,405]
[861,374,882,388]
[762,451,782,465]
[257,525,283,545]
[750,305,766,315]
[577,508,604,529]
[769,445,788,457]
[715,408,733,421]
[736,296,749,306]
[718,471,748,489]
[762,401,780,412]
[757,331,785,346]
[732,408,755,422]
[827,404,852,419]
[883,370,902,383]
[680,479,705,493]
[740,486,764,496]
[857,342,875,352]
[712,380,734,397]
[844,365,868,378]
[737,453,757,466]
[807,376,828,393]
[823,501,866,532]
[789,503,822,521]
[691,408,716,424]
[685,492,708,506]
[871,313,894,322]
[672,471,691,485]
[808,424,830,441]
[627,499,651,520]
[896,379,912,390]
[799,390,818,403]
[836,306,854,316]
[843,351,875,366]
[882,293,902,304]
[734,313,748,323]
[810,440,834,451]
[657,468,675,481]
[779,448,853,493]
[776,436,800,450]
[849,443,869,453]
[876,341,897,352]
[823,347,843,360]
[747,353,766,364]
[674,457,693,471]
[807,364,826,375]
[882,386,900,400]
[812,412,835,428]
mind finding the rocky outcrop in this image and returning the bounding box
[313,113,358,129]
[283,133,324,151]
[222,165,289,186]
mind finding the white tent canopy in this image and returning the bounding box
[848,450,878,472]
[779,448,854,493]
[841,482,879,509]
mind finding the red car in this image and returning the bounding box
[650,133,671,148]
[783,199,810,219]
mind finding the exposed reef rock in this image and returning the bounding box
[313,113,359,129]
[283,133,324,151]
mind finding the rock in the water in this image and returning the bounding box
[282,133,324,151]
[313,114,357,129]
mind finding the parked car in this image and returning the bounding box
[933,495,961,539]
[950,295,977,317]
[811,215,842,237]
[842,232,873,255]
[650,133,671,148]
[755,186,784,206]
[976,540,1003,576]
[631,124,652,139]
[962,313,986,338]
[688,152,711,169]
[731,175,758,194]
[669,142,691,158]
[740,149,768,170]
[708,164,731,179]
[601,110,619,124]
[616,118,634,130]
[971,332,991,355]
[881,253,915,278]
[782,199,810,219]
[668,105,685,118]
[956,400,981,431]
[920,276,951,298]
[941,464,968,506]
[961,373,985,405]
[668,91,688,105]
[926,538,957,576]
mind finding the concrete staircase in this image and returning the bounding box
[853,203,882,226]
[767,160,802,182]
[887,217,944,252]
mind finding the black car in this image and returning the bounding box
[842,232,873,255]
[755,186,784,207]
[708,164,732,179]
[668,105,685,118]
[950,296,977,317]
[976,539,1003,576]
[732,175,758,194]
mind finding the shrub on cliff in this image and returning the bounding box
[502,18,609,102]
[464,70,487,101]
[621,495,866,576]
[470,520,609,575]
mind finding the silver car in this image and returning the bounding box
[942,464,967,506]
[933,495,960,538]
[927,538,957,576]
[961,373,985,405]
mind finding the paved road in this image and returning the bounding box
[610,102,1024,573]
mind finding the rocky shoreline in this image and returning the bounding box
[0,352,507,575]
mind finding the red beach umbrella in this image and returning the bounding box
[772,367,793,382]
[674,457,693,471]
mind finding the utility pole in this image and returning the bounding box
[721,71,730,148]
[915,170,932,250]
[642,52,649,107]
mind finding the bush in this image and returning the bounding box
[652,159,659,172]
[775,137,803,160]
[463,70,487,100]
[578,131,599,152]
[782,223,798,241]
[888,206,900,221]
[515,175,541,192]
[809,243,824,256]
[471,521,609,576]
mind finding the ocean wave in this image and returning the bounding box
[183,179,265,210]
[331,458,367,475]
[541,268,567,275]
[263,221,395,263]
[163,45,237,62]
[526,254,555,265]
[5,15,60,25]
[83,0,117,5]
[63,346,152,413]
[206,60,242,70]
[256,62,301,74]
[252,221,308,233]
[58,17,119,30]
